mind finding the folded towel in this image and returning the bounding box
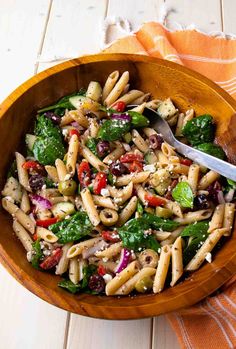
[103,22,236,349]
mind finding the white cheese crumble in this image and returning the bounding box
[26,251,33,262]
[107,160,113,165]
[123,143,131,152]
[205,252,212,263]
[102,257,108,262]
[103,274,113,283]
[62,129,69,137]
[143,164,156,172]
[64,174,71,181]
[41,184,46,190]
[100,188,110,197]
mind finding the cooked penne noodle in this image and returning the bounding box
[165,201,183,218]
[185,228,229,271]
[182,109,194,128]
[36,208,52,220]
[161,142,176,157]
[104,71,129,106]
[154,231,172,241]
[67,237,101,258]
[168,113,178,126]
[116,171,150,187]
[69,109,89,128]
[60,112,74,126]
[208,204,225,233]
[223,203,235,236]
[55,159,68,181]
[153,245,171,293]
[89,119,99,138]
[161,227,184,246]
[69,258,80,284]
[20,189,31,214]
[95,242,123,258]
[108,182,133,205]
[170,163,189,175]
[56,242,73,275]
[175,113,185,136]
[156,150,168,164]
[1,177,22,203]
[117,196,138,226]
[103,142,125,164]
[132,129,149,153]
[45,165,59,183]
[81,188,100,226]
[93,195,118,210]
[111,90,144,106]
[2,198,35,234]
[132,93,151,105]
[80,146,107,172]
[188,164,200,194]
[143,127,157,137]
[15,152,31,192]
[36,226,58,243]
[13,220,33,252]
[174,209,213,225]
[105,261,139,296]
[114,267,156,295]
[129,102,146,114]
[198,170,220,190]
[170,237,183,287]
[66,134,79,175]
[102,70,119,102]
[145,99,160,109]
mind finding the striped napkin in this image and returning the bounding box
[103,22,236,349]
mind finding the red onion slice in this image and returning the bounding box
[29,194,52,209]
[111,113,131,122]
[225,188,235,202]
[217,191,225,204]
[115,248,131,273]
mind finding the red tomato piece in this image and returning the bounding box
[93,172,107,195]
[97,265,106,276]
[101,231,121,243]
[180,158,192,166]
[69,129,80,138]
[120,153,143,163]
[32,233,38,241]
[144,193,166,207]
[39,248,62,270]
[112,101,126,112]
[129,161,143,173]
[36,217,58,228]
[77,161,91,188]
[22,161,44,172]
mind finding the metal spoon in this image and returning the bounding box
[142,107,236,182]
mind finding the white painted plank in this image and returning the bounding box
[162,0,222,32]
[67,315,152,349]
[221,0,236,34]
[153,316,180,349]
[38,0,108,71]
[0,0,51,102]
[0,265,68,349]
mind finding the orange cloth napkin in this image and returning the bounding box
[103,22,236,349]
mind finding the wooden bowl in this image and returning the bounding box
[1,54,236,320]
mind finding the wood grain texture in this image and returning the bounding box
[1,54,236,321]
[162,0,222,32]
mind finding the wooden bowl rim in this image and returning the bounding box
[1,53,236,320]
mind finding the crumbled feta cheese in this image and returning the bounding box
[114,197,123,203]
[107,159,113,165]
[143,164,156,172]
[123,143,131,152]
[62,129,69,136]
[41,184,46,190]
[205,252,212,263]
[103,274,113,283]
[102,257,108,262]
[26,251,33,262]
[64,174,71,181]
[100,188,110,197]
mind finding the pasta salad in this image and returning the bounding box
[2,70,235,296]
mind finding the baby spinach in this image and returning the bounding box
[58,280,81,294]
[33,115,65,165]
[128,111,150,127]
[172,182,194,208]
[49,212,93,244]
[181,221,209,265]
[142,213,180,231]
[98,119,131,141]
[31,239,44,270]
[86,138,98,156]
[182,114,215,146]
[195,143,225,160]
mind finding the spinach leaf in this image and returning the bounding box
[44,177,56,188]
[107,172,115,185]
[49,212,93,244]
[182,114,215,146]
[227,178,236,189]
[33,115,65,165]
[128,111,150,127]
[195,143,225,160]
[142,213,180,231]
[37,90,86,115]
[98,119,131,141]
[172,182,194,208]
[86,138,98,156]
[58,280,81,294]
[181,221,209,265]
[137,201,144,215]
[58,264,97,294]
[31,239,44,269]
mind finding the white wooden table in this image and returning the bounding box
[0,1,235,348]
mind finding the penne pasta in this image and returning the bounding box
[132,129,149,153]
[117,196,138,226]
[111,90,144,106]
[45,165,59,183]
[56,242,73,275]
[69,258,80,284]
[36,226,58,243]
[66,134,79,175]
[15,152,31,192]
[81,188,100,226]
[103,142,125,164]
[1,177,22,203]
[174,209,213,225]
[104,71,129,106]
[67,237,101,258]
[170,237,183,287]
[55,159,68,181]
[102,70,119,102]
[13,220,33,252]
[95,242,123,259]
[198,170,220,190]
[223,203,235,236]
[80,146,107,172]
[93,195,118,210]
[116,171,150,187]
[153,245,171,293]
[161,227,184,246]
[187,164,200,194]
[69,109,89,128]
[20,189,31,214]
[208,204,225,233]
